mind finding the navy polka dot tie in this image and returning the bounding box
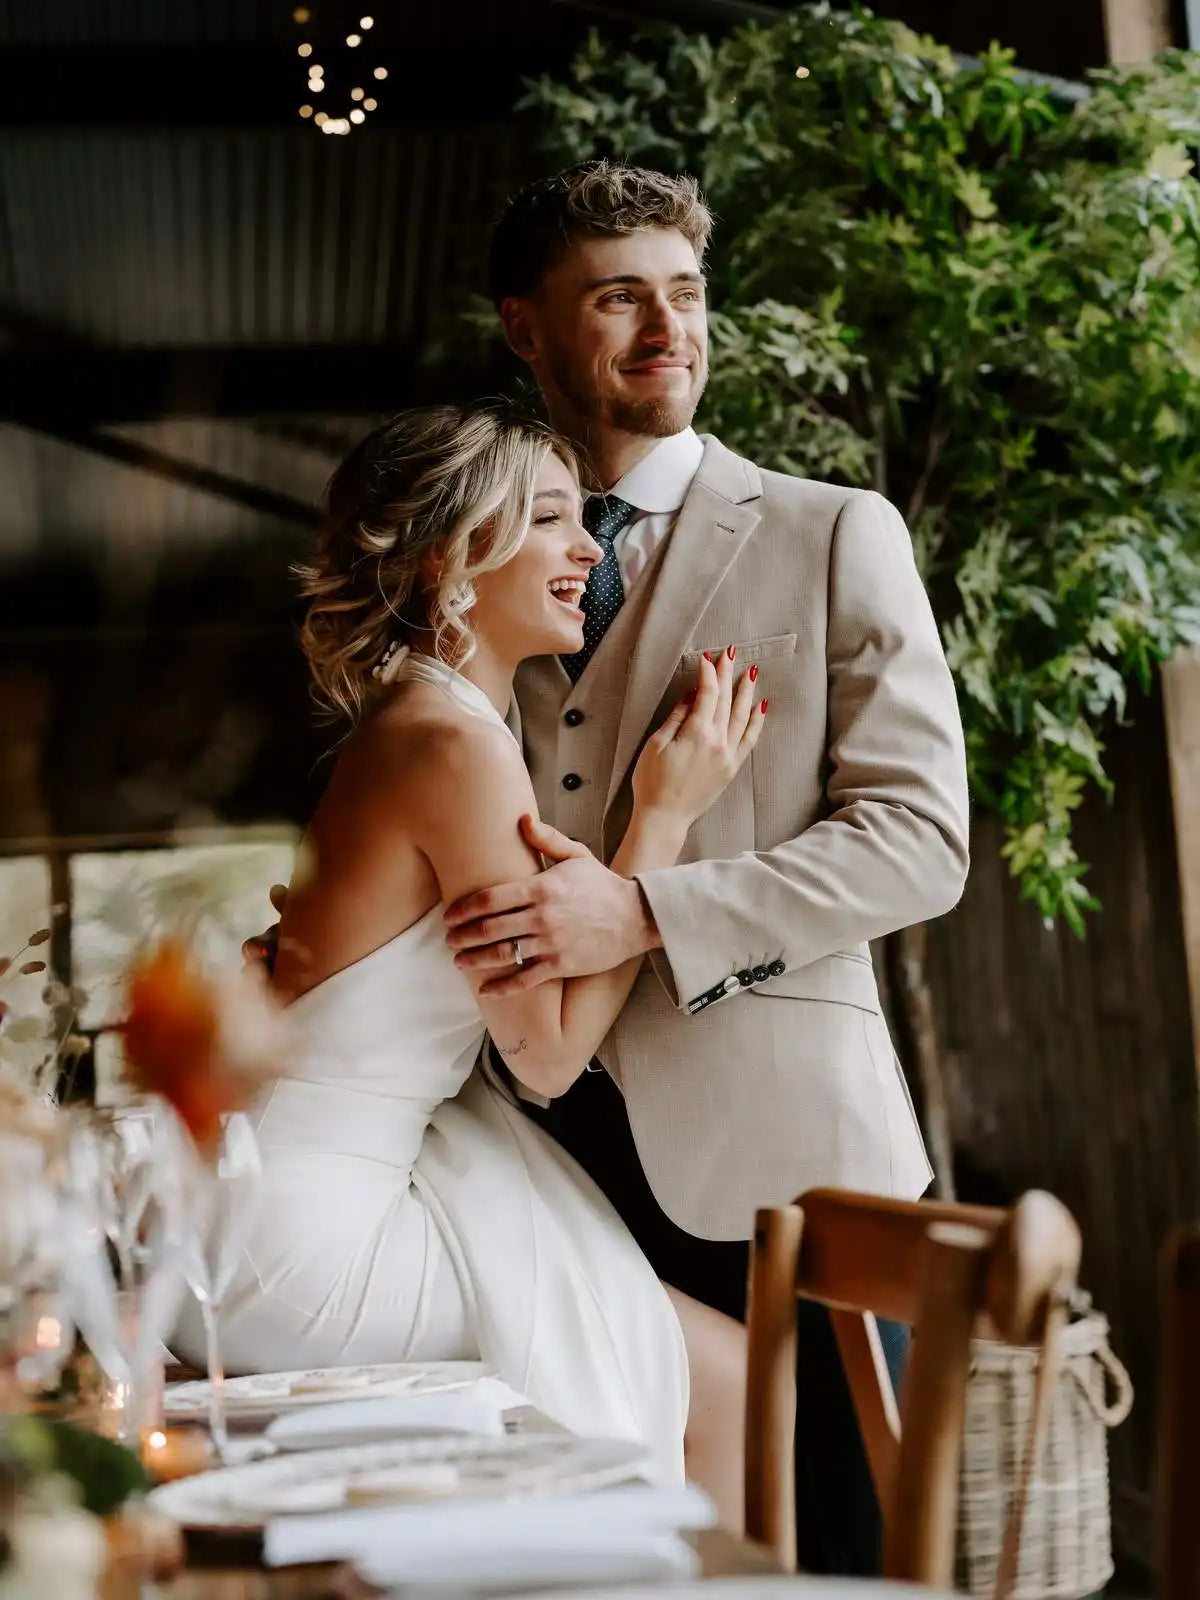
[562,493,635,684]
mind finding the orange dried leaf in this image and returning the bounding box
[122,940,290,1154]
[123,942,227,1151]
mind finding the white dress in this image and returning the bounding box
[173,653,689,1484]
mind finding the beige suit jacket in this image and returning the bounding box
[513,435,969,1241]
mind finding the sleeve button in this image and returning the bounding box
[753,965,770,983]
[769,960,786,977]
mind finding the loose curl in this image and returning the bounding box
[297,405,579,723]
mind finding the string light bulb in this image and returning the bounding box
[297,19,384,137]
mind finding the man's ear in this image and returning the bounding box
[499,296,538,364]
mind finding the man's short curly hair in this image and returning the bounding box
[487,159,713,308]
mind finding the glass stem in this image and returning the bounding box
[115,1287,144,1450]
[200,1298,228,1460]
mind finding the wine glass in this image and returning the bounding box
[59,1101,188,1445]
[178,1112,262,1461]
[0,1129,72,1402]
[67,1101,159,1292]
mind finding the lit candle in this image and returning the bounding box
[141,1426,214,1482]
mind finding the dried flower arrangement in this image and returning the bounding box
[0,916,90,1110]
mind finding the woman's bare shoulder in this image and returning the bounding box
[320,685,530,832]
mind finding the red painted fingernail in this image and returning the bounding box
[727,644,736,660]
[703,651,712,662]
[749,664,758,683]
[760,698,769,713]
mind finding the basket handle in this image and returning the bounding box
[1066,1340,1134,1426]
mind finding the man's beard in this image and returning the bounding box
[546,350,706,440]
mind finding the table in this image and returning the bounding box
[142,1369,783,1597]
[135,1525,782,1598]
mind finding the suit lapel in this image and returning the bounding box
[604,437,762,817]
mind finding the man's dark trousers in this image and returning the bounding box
[526,1064,909,1576]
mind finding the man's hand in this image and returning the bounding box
[443,816,660,997]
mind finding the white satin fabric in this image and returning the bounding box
[173,654,688,1484]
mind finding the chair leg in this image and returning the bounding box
[744,1205,803,1572]
[884,1220,991,1588]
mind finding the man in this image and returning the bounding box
[441,160,970,1573]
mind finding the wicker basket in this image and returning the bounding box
[955,1310,1133,1600]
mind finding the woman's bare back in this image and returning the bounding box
[270,684,529,1001]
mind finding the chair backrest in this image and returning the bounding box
[744,1186,1082,1591]
[1160,1227,1200,1600]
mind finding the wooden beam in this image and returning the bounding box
[1162,651,1200,1090]
[1100,0,1172,61]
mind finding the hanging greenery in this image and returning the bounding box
[516,5,1200,935]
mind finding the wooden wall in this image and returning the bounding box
[920,684,1200,1568]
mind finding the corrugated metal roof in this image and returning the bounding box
[0,415,367,554]
[0,124,525,345]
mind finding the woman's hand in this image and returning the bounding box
[631,647,767,832]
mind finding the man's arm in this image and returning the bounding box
[445,489,967,1003]
[636,488,968,1011]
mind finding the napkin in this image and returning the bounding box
[265,1390,508,1452]
[263,1481,716,1570]
[362,1529,699,1593]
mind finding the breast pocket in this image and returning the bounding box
[679,632,798,674]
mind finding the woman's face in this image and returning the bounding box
[470,452,602,662]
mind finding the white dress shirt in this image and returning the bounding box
[588,428,705,595]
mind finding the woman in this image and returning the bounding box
[199,405,764,1511]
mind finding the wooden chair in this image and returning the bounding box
[1159,1226,1200,1600]
[744,1186,1082,1591]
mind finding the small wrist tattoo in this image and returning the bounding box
[497,1039,528,1058]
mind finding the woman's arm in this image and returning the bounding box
[417,656,764,1098]
[413,725,670,1098]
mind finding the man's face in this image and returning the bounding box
[502,227,708,440]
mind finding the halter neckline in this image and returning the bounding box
[382,648,515,740]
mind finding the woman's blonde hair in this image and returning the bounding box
[297,404,579,722]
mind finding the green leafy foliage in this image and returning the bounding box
[2,1417,148,1517]
[516,7,1200,930]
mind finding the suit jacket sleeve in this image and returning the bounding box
[634,488,970,1012]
